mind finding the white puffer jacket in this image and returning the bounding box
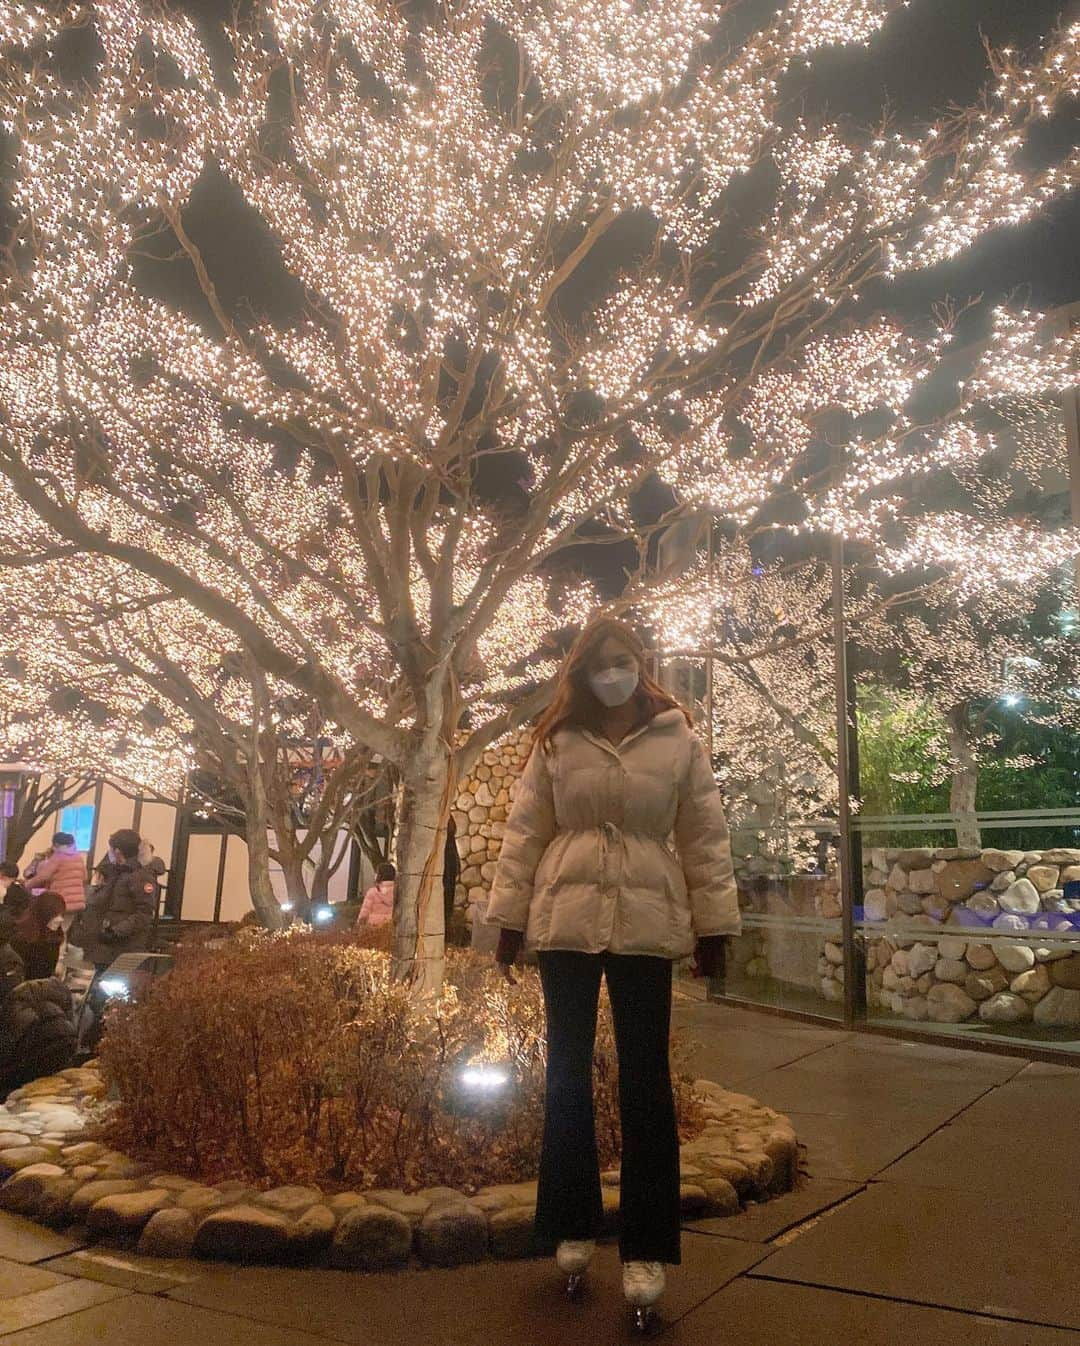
[486,708,741,959]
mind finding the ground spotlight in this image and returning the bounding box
[459,1062,509,1093]
[97,976,130,999]
[313,905,334,924]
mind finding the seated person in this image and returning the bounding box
[0,861,31,931]
[0,975,76,1092]
[12,890,66,981]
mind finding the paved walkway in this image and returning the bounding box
[2,993,1080,1343]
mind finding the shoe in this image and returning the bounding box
[622,1260,665,1308]
[556,1239,596,1275]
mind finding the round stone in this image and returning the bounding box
[1026,865,1061,893]
[416,1203,488,1267]
[927,984,977,1023]
[87,1189,173,1241]
[259,1185,324,1216]
[938,936,968,961]
[175,1187,226,1213]
[0,1146,60,1173]
[934,958,967,984]
[996,943,1036,974]
[70,1179,144,1220]
[965,968,1008,1002]
[331,1205,412,1271]
[289,1204,336,1258]
[979,993,1032,1024]
[194,1205,293,1262]
[999,879,1040,916]
[489,1204,536,1259]
[1050,955,1080,990]
[966,892,1000,918]
[982,850,1026,872]
[1010,966,1051,1003]
[138,1208,197,1259]
[1034,987,1080,1027]
[327,1192,366,1213]
[965,943,997,971]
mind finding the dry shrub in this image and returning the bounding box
[99,930,703,1192]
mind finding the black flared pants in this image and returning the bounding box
[535,950,681,1265]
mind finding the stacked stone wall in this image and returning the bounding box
[850,846,1080,1027]
[452,729,532,922]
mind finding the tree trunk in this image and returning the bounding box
[392,731,453,995]
[245,762,286,930]
[280,857,311,922]
[946,705,981,850]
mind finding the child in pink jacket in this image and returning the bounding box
[357,863,395,927]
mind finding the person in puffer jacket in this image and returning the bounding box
[357,863,395,927]
[25,832,87,918]
[486,617,740,1315]
[0,977,77,1092]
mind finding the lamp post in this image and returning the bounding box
[830,448,866,1029]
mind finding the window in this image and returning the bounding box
[60,804,95,853]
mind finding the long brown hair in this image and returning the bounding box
[532,618,691,750]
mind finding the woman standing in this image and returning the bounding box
[486,618,739,1326]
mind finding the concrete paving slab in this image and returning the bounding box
[0,1292,331,1345]
[944,1072,1080,1136]
[0,1214,86,1266]
[786,1106,975,1182]
[679,1275,1080,1344]
[43,1247,212,1293]
[746,1062,991,1119]
[0,1259,69,1300]
[880,1113,1080,1201]
[686,1178,863,1244]
[0,1277,125,1336]
[782,1037,1026,1086]
[677,1027,835,1085]
[673,1002,850,1047]
[1015,1061,1080,1080]
[168,1237,766,1345]
[750,1182,1080,1330]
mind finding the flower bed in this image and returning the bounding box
[0,934,799,1266]
[0,1065,798,1266]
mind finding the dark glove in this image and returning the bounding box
[495,928,524,968]
[694,934,727,980]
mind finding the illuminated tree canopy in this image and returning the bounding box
[0,1,1077,985]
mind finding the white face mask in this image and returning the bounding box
[588,666,639,708]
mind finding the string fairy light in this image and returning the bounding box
[0,0,1074,828]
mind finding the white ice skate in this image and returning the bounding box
[556,1239,595,1298]
[622,1260,665,1333]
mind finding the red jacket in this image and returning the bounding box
[28,847,87,912]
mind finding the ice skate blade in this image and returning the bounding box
[631,1305,659,1335]
[566,1271,585,1301]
